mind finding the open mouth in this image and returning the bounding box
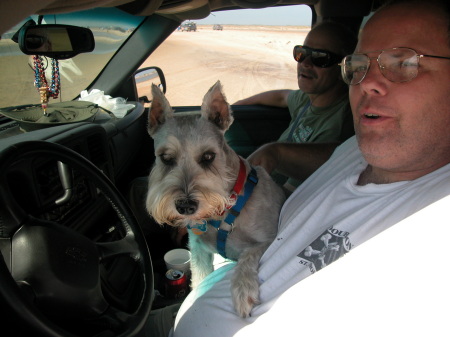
[364,113,380,119]
[300,74,315,80]
[299,70,316,79]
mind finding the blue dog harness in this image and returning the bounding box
[208,167,258,259]
[187,158,258,260]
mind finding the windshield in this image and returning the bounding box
[1,5,313,111]
[0,8,144,109]
[139,5,312,106]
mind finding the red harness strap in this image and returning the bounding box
[228,157,247,206]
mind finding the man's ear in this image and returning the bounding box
[148,84,174,137]
[201,80,234,132]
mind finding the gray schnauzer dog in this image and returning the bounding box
[146,81,285,317]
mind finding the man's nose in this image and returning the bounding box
[358,62,388,95]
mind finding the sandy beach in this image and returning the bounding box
[140,25,310,105]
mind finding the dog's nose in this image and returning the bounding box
[175,199,198,215]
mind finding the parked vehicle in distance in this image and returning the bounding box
[181,21,197,31]
[213,24,223,30]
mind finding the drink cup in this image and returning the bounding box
[164,248,191,274]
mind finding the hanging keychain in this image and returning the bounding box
[33,55,60,116]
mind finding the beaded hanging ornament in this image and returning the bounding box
[33,55,60,115]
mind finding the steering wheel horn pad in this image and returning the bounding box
[12,222,108,318]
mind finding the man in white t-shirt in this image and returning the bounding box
[170,0,450,336]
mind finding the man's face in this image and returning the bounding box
[350,4,450,180]
[297,29,343,96]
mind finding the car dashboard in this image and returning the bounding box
[0,102,147,233]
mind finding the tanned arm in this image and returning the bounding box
[233,90,292,107]
[248,142,339,182]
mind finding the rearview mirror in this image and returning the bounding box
[18,24,95,59]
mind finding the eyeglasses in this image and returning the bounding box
[293,45,343,68]
[340,47,450,85]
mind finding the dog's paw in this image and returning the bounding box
[231,280,260,318]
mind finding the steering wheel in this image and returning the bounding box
[0,141,153,337]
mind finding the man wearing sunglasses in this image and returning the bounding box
[172,0,450,336]
[235,21,357,194]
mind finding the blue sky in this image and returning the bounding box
[196,5,312,26]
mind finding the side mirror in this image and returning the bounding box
[134,67,166,105]
[18,24,95,60]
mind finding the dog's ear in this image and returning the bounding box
[148,84,174,136]
[201,80,234,132]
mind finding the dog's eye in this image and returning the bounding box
[200,152,215,165]
[160,154,175,166]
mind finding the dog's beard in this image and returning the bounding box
[146,181,233,228]
[146,148,237,227]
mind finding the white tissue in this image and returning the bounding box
[79,89,135,118]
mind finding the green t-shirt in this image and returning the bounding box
[273,90,354,190]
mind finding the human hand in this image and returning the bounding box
[247,143,279,174]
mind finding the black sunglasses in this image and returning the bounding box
[293,45,343,68]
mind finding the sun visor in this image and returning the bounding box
[35,0,146,15]
[314,0,373,17]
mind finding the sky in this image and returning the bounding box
[195,5,312,26]
[4,5,312,35]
